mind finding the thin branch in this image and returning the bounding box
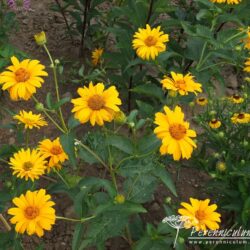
[79,0,90,57]
[54,0,74,43]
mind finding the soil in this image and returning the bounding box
[0,1,235,249]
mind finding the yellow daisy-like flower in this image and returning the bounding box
[14,110,47,129]
[38,137,68,172]
[9,148,47,181]
[210,0,241,3]
[154,106,197,161]
[244,27,250,50]
[244,58,250,72]
[71,82,122,126]
[231,112,250,124]
[132,24,169,60]
[8,189,56,237]
[0,56,48,101]
[91,48,104,66]
[161,72,202,96]
[178,198,221,232]
[196,97,208,106]
[210,0,226,3]
[228,94,244,104]
[209,119,221,129]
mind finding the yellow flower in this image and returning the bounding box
[0,56,48,101]
[209,119,221,129]
[34,31,47,46]
[161,72,202,96]
[228,94,244,104]
[210,0,226,3]
[154,106,197,161]
[231,112,250,124]
[196,97,208,106]
[14,110,47,129]
[91,48,103,66]
[71,82,122,126]
[210,0,241,3]
[244,27,250,49]
[178,198,221,232]
[38,137,68,172]
[8,189,56,237]
[9,148,47,181]
[244,58,250,72]
[132,24,169,60]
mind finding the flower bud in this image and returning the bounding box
[209,110,217,116]
[244,77,250,83]
[178,237,185,244]
[114,194,125,204]
[235,45,242,51]
[243,140,248,147]
[168,90,177,97]
[34,31,47,46]
[55,59,60,65]
[128,122,135,128]
[217,132,224,138]
[35,102,45,111]
[164,197,171,204]
[189,101,195,107]
[213,152,220,159]
[114,111,126,124]
[216,161,226,172]
[240,159,246,165]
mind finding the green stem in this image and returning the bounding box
[56,215,95,223]
[54,169,70,188]
[224,29,247,44]
[43,44,68,133]
[116,150,155,170]
[75,139,109,170]
[104,128,118,192]
[0,214,11,231]
[32,96,66,133]
[198,61,237,72]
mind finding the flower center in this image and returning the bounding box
[233,94,240,100]
[23,161,33,171]
[175,80,186,90]
[145,35,157,46]
[169,123,186,140]
[198,98,205,102]
[15,68,30,82]
[195,210,206,221]
[24,206,39,220]
[88,95,105,110]
[50,146,63,155]
[237,113,245,119]
[211,119,217,124]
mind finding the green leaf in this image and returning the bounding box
[46,92,53,109]
[53,96,71,110]
[60,133,77,168]
[72,224,84,250]
[137,134,161,154]
[107,135,134,155]
[153,167,177,197]
[131,83,164,100]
